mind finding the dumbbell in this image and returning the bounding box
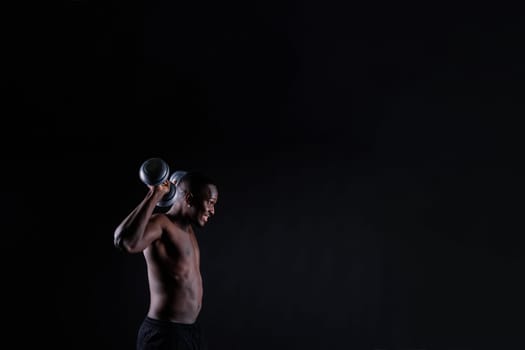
[139,158,179,207]
[169,170,188,186]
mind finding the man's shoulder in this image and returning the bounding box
[156,214,191,236]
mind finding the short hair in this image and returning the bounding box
[178,171,216,196]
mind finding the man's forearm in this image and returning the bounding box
[114,190,161,252]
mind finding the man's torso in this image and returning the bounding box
[144,220,202,324]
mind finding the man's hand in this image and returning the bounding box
[149,179,177,207]
[149,180,170,196]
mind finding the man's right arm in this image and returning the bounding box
[113,186,167,253]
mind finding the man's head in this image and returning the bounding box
[173,171,218,227]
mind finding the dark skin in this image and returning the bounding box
[114,178,218,324]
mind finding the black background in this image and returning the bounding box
[2,1,524,349]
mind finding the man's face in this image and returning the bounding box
[192,184,218,227]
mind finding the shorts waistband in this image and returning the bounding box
[143,316,199,330]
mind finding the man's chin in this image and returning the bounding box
[199,216,210,227]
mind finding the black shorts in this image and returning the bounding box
[137,316,208,350]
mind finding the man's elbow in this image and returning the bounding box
[114,234,126,252]
[114,231,140,254]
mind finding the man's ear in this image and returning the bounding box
[185,192,194,207]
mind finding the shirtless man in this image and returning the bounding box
[114,170,218,350]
